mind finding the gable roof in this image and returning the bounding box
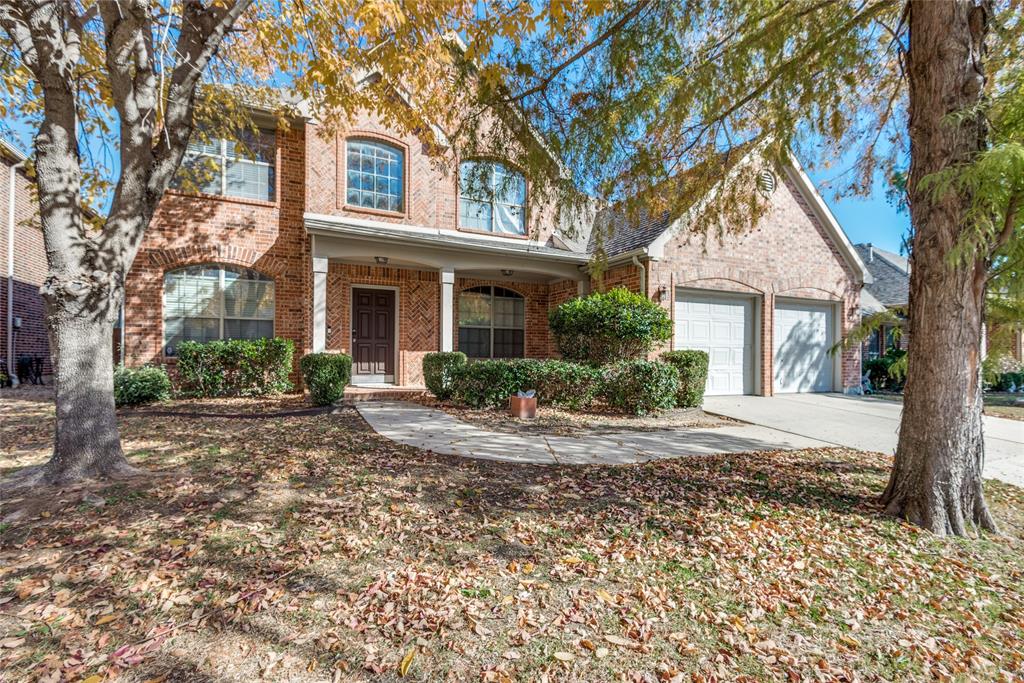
[585,152,871,285]
[854,243,909,307]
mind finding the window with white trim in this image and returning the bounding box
[459,161,526,235]
[346,139,404,212]
[458,286,525,358]
[163,264,275,356]
[174,129,276,201]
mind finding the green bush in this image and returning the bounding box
[176,337,293,397]
[549,288,673,365]
[530,359,604,410]
[113,365,171,407]
[993,371,1024,392]
[661,350,709,407]
[300,353,352,405]
[453,359,539,409]
[601,359,679,416]
[422,352,468,400]
[863,348,907,392]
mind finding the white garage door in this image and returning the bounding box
[674,291,754,395]
[773,300,835,393]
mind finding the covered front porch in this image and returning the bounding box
[306,214,591,386]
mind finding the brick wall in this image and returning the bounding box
[0,152,52,376]
[305,111,563,245]
[642,174,862,394]
[124,124,310,377]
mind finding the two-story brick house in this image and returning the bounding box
[122,104,869,396]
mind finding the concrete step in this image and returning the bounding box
[339,386,427,406]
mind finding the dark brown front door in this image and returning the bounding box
[352,288,395,382]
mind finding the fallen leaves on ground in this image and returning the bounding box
[1,394,1023,682]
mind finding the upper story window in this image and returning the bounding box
[163,264,274,356]
[174,129,276,202]
[346,139,404,213]
[459,161,526,235]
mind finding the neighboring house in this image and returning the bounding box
[122,102,870,396]
[854,242,910,360]
[1,138,51,383]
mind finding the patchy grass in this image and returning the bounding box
[2,395,1023,682]
[871,390,1024,421]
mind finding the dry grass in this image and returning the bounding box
[2,394,1023,682]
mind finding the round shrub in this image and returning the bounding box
[549,288,672,365]
[661,350,709,407]
[300,353,353,406]
[601,359,679,416]
[453,359,538,409]
[113,365,171,407]
[422,352,467,400]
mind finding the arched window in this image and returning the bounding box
[458,286,525,358]
[346,139,404,212]
[163,264,275,356]
[459,161,526,235]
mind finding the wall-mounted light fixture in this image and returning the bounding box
[374,256,389,265]
[501,269,514,277]
[655,285,668,303]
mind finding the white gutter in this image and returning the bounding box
[631,254,647,295]
[7,154,26,386]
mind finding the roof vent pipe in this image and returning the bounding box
[631,254,646,296]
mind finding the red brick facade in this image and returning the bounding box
[1,148,52,378]
[124,110,863,394]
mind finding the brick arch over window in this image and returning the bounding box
[148,246,289,279]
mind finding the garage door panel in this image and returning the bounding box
[675,291,755,396]
[773,300,835,393]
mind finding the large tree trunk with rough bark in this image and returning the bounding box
[881,0,997,535]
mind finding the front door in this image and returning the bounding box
[352,288,395,383]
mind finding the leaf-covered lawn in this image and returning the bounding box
[2,394,1023,682]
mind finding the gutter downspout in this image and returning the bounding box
[631,254,646,296]
[7,156,26,387]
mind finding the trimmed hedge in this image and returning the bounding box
[530,359,604,410]
[549,288,673,365]
[453,359,537,409]
[601,359,679,416]
[113,365,171,407]
[661,350,709,408]
[300,353,352,406]
[175,337,293,397]
[993,371,1024,392]
[422,352,467,400]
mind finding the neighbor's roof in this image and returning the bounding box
[587,207,671,257]
[854,243,909,307]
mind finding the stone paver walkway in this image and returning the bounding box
[354,401,828,465]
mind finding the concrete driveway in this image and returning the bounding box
[704,393,1024,487]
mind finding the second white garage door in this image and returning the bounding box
[674,291,754,395]
[773,300,835,393]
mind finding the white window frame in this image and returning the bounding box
[458,161,527,235]
[181,131,276,201]
[163,264,275,355]
[345,139,405,213]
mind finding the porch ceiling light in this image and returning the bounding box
[374,256,389,265]
[501,269,514,277]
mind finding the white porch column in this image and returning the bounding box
[312,256,328,352]
[440,266,455,352]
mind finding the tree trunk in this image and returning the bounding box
[881,0,997,535]
[40,296,135,485]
